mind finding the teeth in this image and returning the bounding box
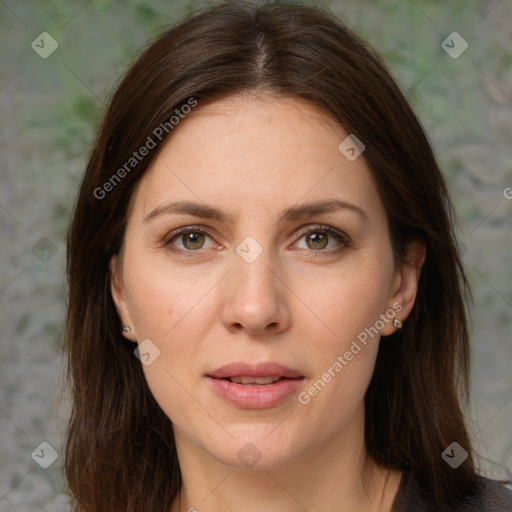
[228,376,282,385]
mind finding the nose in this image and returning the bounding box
[219,248,291,337]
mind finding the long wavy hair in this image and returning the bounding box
[63,1,478,510]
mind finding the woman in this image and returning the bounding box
[63,1,512,511]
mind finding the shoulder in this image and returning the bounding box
[471,475,512,511]
[392,471,512,511]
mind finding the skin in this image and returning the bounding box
[110,93,426,512]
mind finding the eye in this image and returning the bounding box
[164,226,217,253]
[163,224,350,255]
[293,224,350,254]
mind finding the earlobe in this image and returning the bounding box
[381,240,426,336]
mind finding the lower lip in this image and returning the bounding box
[205,376,305,409]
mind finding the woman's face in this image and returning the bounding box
[111,94,422,470]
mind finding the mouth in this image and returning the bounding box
[205,362,305,409]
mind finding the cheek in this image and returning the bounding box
[122,247,217,339]
[121,251,218,421]
[303,265,392,350]
[294,264,391,406]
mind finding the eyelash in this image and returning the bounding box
[163,224,350,257]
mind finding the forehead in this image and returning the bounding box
[129,94,384,224]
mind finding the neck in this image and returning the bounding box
[170,406,402,512]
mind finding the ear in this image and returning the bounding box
[110,254,137,341]
[380,240,426,336]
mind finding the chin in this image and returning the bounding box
[201,427,305,470]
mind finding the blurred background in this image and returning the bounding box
[0,0,511,510]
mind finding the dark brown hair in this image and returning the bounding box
[64,1,478,510]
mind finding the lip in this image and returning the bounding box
[205,362,305,409]
[207,362,304,379]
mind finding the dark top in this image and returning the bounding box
[392,470,512,511]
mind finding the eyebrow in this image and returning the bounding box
[143,198,369,225]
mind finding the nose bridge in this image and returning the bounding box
[220,232,289,334]
[233,233,279,294]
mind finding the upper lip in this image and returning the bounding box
[207,362,304,379]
